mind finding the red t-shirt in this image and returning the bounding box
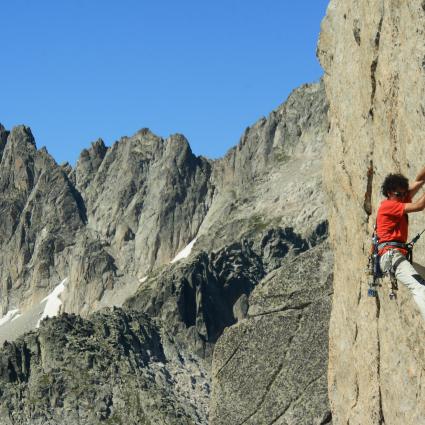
[376,197,411,255]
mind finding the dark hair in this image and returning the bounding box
[381,173,409,197]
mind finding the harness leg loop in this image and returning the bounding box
[388,250,400,300]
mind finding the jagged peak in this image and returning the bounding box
[79,138,107,159]
[218,80,326,163]
[121,128,164,146]
[91,138,106,151]
[8,125,36,148]
[60,161,73,175]
[0,124,9,151]
[275,79,325,115]
[0,126,62,173]
[168,132,188,141]
[37,145,59,166]
[165,133,194,159]
[120,128,164,148]
[135,127,155,137]
[167,133,191,147]
[90,139,108,163]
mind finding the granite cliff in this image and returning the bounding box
[319,1,425,424]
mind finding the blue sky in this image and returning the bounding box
[1,1,329,165]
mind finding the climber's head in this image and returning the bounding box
[382,173,409,198]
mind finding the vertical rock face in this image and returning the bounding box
[318,1,425,424]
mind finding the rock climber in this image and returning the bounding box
[377,169,425,319]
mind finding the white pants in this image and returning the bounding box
[380,250,425,320]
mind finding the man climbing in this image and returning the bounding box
[377,169,425,319]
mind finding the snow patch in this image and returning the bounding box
[139,276,148,283]
[12,314,21,322]
[171,238,197,264]
[36,278,68,328]
[0,309,20,327]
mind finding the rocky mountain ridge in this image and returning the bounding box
[0,80,331,424]
[0,81,328,323]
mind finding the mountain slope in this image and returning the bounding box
[0,80,331,424]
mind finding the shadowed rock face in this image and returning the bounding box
[0,80,331,424]
[125,241,265,358]
[0,124,8,160]
[125,224,327,359]
[0,309,210,425]
[210,243,333,425]
[318,1,425,424]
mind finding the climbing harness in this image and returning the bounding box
[367,225,425,299]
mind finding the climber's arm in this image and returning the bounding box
[409,167,425,198]
[404,192,425,213]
